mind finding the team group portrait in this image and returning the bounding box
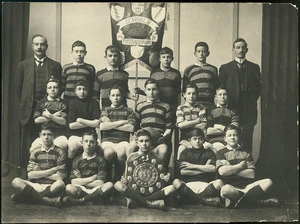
[1,2,298,223]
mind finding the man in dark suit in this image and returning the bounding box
[219,38,262,153]
[16,34,62,168]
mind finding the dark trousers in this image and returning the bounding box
[241,124,254,152]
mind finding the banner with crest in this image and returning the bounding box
[110,2,166,71]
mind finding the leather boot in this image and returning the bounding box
[145,200,166,210]
[257,197,280,207]
[199,197,221,207]
[62,196,85,206]
[42,196,62,207]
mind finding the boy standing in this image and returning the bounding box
[114,129,177,210]
[216,125,279,208]
[30,78,68,152]
[182,42,219,110]
[93,45,138,109]
[67,80,100,173]
[62,40,96,102]
[11,125,66,207]
[131,78,172,170]
[206,86,239,151]
[62,131,114,206]
[99,85,136,182]
[173,128,223,206]
[173,128,223,207]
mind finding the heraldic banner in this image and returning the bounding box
[110,3,166,71]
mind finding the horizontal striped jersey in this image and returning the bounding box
[62,63,96,101]
[93,68,129,109]
[29,144,66,184]
[135,100,172,134]
[150,67,181,106]
[176,102,207,138]
[183,64,218,106]
[100,106,136,143]
[70,153,107,182]
[207,105,239,127]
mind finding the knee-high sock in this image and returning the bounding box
[114,160,125,182]
[245,185,266,200]
[122,187,147,206]
[177,183,199,203]
[144,190,165,201]
[198,184,219,198]
[83,187,108,202]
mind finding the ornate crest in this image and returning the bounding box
[125,153,165,196]
[131,3,145,15]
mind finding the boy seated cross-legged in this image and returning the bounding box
[62,131,114,206]
[217,125,280,208]
[114,129,178,210]
[99,85,136,182]
[11,125,66,207]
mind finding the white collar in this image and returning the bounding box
[160,66,170,71]
[195,62,207,67]
[146,99,160,103]
[107,66,119,71]
[111,104,123,108]
[226,144,241,150]
[216,103,228,108]
[34,55,46,62]
[82,152,97,160]
[235,58,246,64]
[47,95,60,101]
[73,62,85,66]
[41,144,55,152]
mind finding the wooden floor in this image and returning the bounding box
[1,176,299,223]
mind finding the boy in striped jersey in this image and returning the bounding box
[62,40,96,102]
[182,42,219,110]
[129,78,172,171]
[99,85,136,182]
[11,125,66,207]
[93,45,138,109]
[62,131,114,206]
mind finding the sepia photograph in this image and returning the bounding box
[1,2,299,223]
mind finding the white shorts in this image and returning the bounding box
[25,181,51,193]
[73,184,101,195]
[101,141,130,152]
[186,181,210,194]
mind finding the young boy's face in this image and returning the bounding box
[46,81,60,99]
[215,89,228,106]
[40,129,55,148]
[224,129,239,148]
[105,50,119,67]
[194,46,209,63]
[189,135,205,149]
[145,83,159,102]
[159,53,173,69]
[233,41,248,59]
[72,46,86,64]
[136,135,151,154]
[81,135,97,155]
[75,85,89,99]
[109,89,123,107]
[184,87,197,105]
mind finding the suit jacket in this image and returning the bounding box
[16,57,62,125]
[219,60,262,125]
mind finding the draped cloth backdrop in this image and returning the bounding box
[256,3,298,197]
[2,3,30,177]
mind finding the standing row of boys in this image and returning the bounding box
[12,34,279,210]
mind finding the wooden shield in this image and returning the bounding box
[125,153,166,196]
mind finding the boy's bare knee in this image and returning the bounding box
[12,177,22,188]
[172,179,183,189]
[114,181,126,192]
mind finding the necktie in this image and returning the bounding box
[36,60,43,67]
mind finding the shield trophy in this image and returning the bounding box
[125,153,166,196]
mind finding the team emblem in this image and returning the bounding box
[132,3,145,15]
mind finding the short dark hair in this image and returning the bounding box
[32,34,48,44]
[233,38,247,48]
[184,84,198,94]
[224,124,240,136]
[105,45,120,56]
[160,47,173,57]
[82,130,98,141]
[40,123,55,134]
[46,78,60,87]
[194,42,209,52]
[136,129,152,139]
[72,40,86,50]
[75,79,89,89]
[187,128,205,139]
[109,84,124,96]
[144,78,160,89]
[215,84,228,94]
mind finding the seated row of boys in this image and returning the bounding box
[11,124,280,210]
